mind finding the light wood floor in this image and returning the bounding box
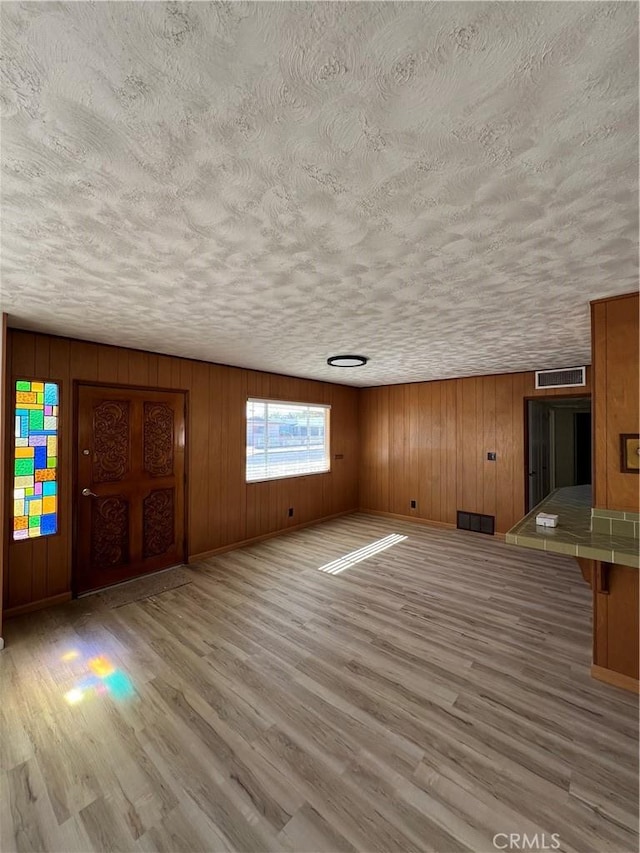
[1,514,638,853]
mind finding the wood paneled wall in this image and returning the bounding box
[592,292,639,512]
[4,330,359,613]
[359,369,592,535]
[592,562,639,685]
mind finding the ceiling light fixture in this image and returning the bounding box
[327,355,368,368]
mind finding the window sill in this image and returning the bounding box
[246,469,331,484]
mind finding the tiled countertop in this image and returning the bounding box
[506,485,639,569]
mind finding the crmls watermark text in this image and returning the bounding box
[493,833,561,850]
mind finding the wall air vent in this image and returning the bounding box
[534,366,586,390]
[457,511,495,536]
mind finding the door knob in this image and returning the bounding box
[82,488,98,497]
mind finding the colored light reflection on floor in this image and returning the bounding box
[61,649,80,662]
[62,650,135,705]
[65,687,84,705]
[103,670,135,700]
[89,655,115,678]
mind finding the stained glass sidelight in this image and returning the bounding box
[13,380,59,540]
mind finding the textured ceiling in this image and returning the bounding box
[1,2,638,387]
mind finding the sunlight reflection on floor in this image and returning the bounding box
[318,533,408,575]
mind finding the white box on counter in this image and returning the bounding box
[535,512,558,528]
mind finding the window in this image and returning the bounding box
[246,399,330,482]
[13,379,59,540]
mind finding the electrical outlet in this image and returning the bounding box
[410,500,417,509]
[288,507,294,517]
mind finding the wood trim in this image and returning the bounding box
[595,562,610,595]
[360,508,508,540]
[576,557,594,587]
[359,508,456,530]
[75,379,190,394]
[189,510,354,562]
[591,664,640,694]
[593,575,609,668]
[523,391,591,402]
[523,395,531,514]
[4,592,73,619]
[183,389,190,568]
[590,303,598,503]
[592,299,607,507]
[589,290,639,306]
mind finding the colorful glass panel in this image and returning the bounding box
[13,380,59,540]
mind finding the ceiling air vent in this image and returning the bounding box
[535,366,586,390]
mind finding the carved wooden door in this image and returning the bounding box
[76,385,186,594]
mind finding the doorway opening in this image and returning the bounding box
[526,397,591,512]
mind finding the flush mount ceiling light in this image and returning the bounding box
[327,355,368,367]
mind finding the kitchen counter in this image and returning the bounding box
[506,485,639,568]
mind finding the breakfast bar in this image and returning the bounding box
[507,485,639,692]
[506,484,639,568]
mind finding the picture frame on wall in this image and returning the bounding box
[619,433,640,474]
